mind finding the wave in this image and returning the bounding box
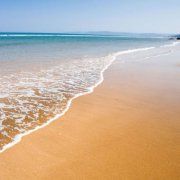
[0,33,168,39]
[160,41,180,48]
[0,46,158,153]
[0,34,99,37]
[3,39,180,154]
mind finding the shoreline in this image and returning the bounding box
[0,46,155,154]
[0,43,179,179]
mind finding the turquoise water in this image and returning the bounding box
[0,33,168,74]
[0,33,170,152]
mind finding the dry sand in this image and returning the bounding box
[0,48,180,180]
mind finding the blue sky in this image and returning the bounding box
[0,0,180,33]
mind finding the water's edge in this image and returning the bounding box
[0,44,175,154]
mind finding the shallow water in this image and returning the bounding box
[0,33,172,152]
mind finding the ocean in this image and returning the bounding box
[0,32,174,152]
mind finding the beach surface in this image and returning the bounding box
[0,46,180,179]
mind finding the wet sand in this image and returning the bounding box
[0,48,180,179]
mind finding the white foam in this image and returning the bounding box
[143,50,173,60]
[0,46,157,153]
[160,41,180,48]
[0,94,9,98]
[0,103,5,108]
[0,34,167,39]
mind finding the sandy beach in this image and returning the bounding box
[0,46,180,180]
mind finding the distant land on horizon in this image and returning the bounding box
[0,31,175,37]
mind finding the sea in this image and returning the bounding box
[0,32,176,152]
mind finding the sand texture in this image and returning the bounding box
[0,47,180,180]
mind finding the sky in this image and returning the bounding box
[0,0,180,34]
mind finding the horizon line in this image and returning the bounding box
[0,31,176,36]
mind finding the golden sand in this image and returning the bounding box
[0,53,179,179]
